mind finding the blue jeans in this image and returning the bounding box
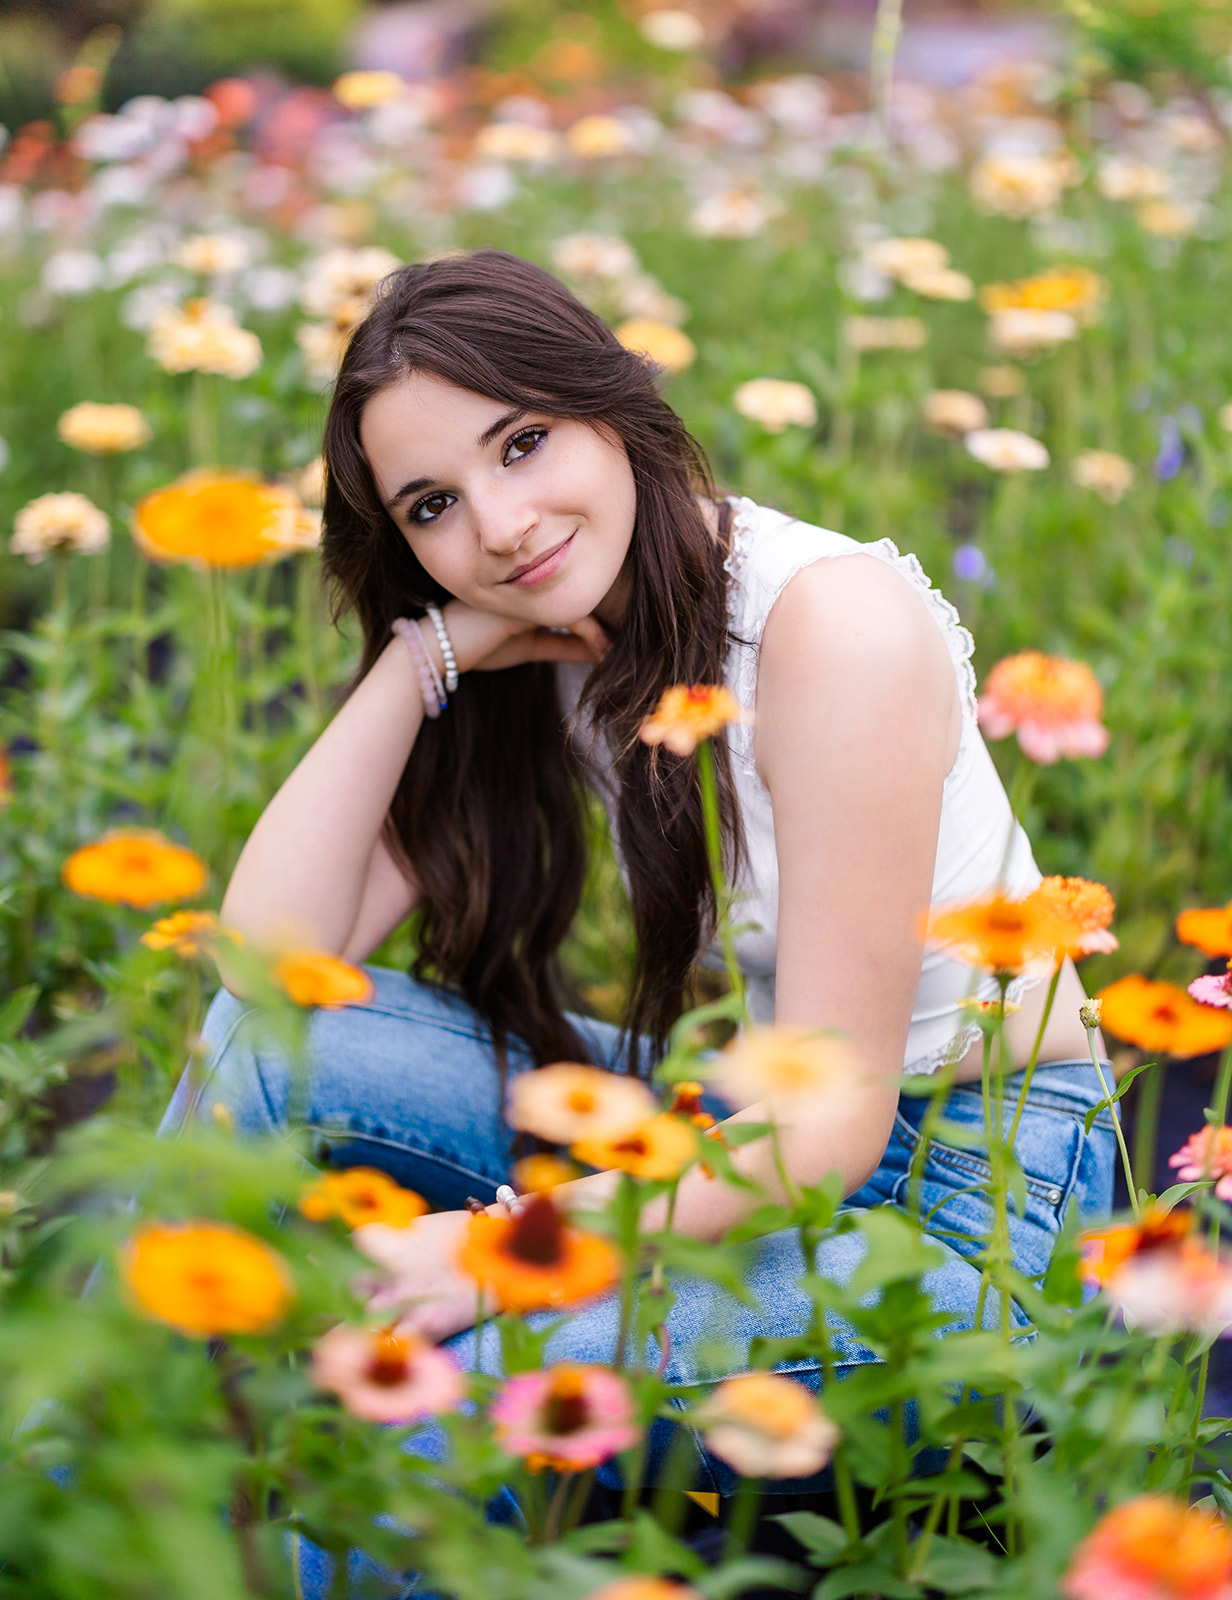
[166,968,1116,1589]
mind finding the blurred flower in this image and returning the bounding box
[312,1323,464,1422]
[732,378,817,433]
[668,1080,715,1130]
[694,1372,839,1478]
[689,187,781,240]
[172,234,250,276]
[844,315,928,351]
[296,313,358,385]
[1154,417,1186,483]
[902,266,974,301]
[300,1167,427,1228]
[551,232,639,282]
[509,1062,654,1144]
[978,650,1107,761]
[141,909,224,956]
[980,267,1106,321]
[1071,450,1135,505]
[640,10,706,51]
[957,995,1022,1026]
[1079,997,1103,1030]
[572,1113,697,1180]
[965,428,1050,473]
[616,319,695,374]
[266,506,323,553]
[1190,968,1232,1010]
[1063,1494,1232,1600]
[512,1154,579,1193]
[1081,1206,1193,1285]
[863,237,949,280]
[989,307,1078,356]
[566,115,635,159]
[639,684,748,756]
[969,152,1073,218]
[42,248,104,297]
[922,390,988,435]
[979,364,1027,398]
[0,745,11,807]
[1097,157,1169,203]
[63,829,207,908]
[491,1363,639,1472]
[333,71,406,110]
[1025,876,1118,957]
[617,276,687,325]
[300,247,400,319]
[123,1220,291,1337]
[457,1192,620,1313]
[132,471,303,568]
[1137,199,1203,238]
[274,950,374,1009]
[952,544,989,584]
[1097,975,1232,1058]
[293,456,327,507]
[707,1027,856,1111]
[57,402,151,455]
[147,298,262,379]
[922,892,1079,976]
[474,123,559,164]
[1176,903,1232,958]
[1170,1126,1232,1199]
[11,491,109,562]
[1217,402,1232,434]
[1083,1212,1232,1339]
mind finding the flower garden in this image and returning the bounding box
[4,1,1232,1595]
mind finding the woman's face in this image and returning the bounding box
[360,372,638,628]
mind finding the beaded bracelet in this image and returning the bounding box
[416,617,447,709]
[391,617,445,719]
[424,602,459,694]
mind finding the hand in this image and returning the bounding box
[352,1210,490,1344]
[441,601,609,675]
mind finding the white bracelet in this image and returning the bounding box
[424,602,459,694]
[415,618,447,711]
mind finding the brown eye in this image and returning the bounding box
[410,492,454,526]
[503,428,546,464]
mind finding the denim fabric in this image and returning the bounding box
[168,968,1116,1597]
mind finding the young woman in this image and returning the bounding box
[175,248,1114,1498]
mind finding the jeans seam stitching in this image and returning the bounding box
[308,1125,507,1190]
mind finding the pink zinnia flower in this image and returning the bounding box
[311,1323,465,1423]
[490,1363,639,1472]
[977,650,1110,764]
[1062,1494,1232,1600]
[1190,966,1232,1011]
[1103,1237,1232,1339]
[693,1372,840,1479]
[1170,1126,1232,1201]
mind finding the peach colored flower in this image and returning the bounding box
[1170,1126,1232,1201]
[11,492,109,563]
[639,684,749,756]
[965,427,1050,473]
[566,115,634,159]
[147,298,261,379]
[1024,876,1118,957]
[333,71,406,110]
[694,1372,839,1478]
[616,319,695,374]
[1098,976,1232,1059]
[1063,1495,1232,1600]
[1071,450,1135,505]
[490,1363,639,1472]
[299,1168,428,1228]
[844,315,928,351]
[1103,1238,1232,1337]
[922,390,988,436]
[57,402,151,455]
[1177,904,1232,959]
[473,122,559,164]
[1081,1207,1193,1286]
[707,1027,856,1112]
[902,266,974,301]
[732,378,817,433]
[977,650,1109,763]
[864,237,949,280]
[508,1062,655,1144]
[173,235,250,277]
[979,364,1026,398]
[572,1112,697,1181]
[311,1323,464,1422]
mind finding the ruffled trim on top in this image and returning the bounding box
[901,972,1044,1076]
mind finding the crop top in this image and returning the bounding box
[559,496,1042,1075]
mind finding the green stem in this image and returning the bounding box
[695,739,745,1011]
[1131,1057,1166,1200]
[726,1474,762,1552]
[1006,964,1062,1151]
[1087,1027,1138,1217]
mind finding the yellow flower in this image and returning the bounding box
[122,1220,292,1337]
[572,1113,698,1181]
[146,298,262,379]
[11,492,110,563]
[732,378,817,433]
[299,1167,428,1228]
[508,1062,655,1144]
[63,830,207,909]
[980,267,1106,321]
[512,1154,580,1193]
[1071,450,1135,505]
[57,402,151,455]
[1137,199,1202,238]
[1176,902,1232,959]
[473,122,560,164]
[132,471,303,569]
[922,390,988,435]
[708,1027,856,1111]
[273,950,374,1010]
[639,684,748,756]
[565,115,634,159]
[615,319,696,374]
[140,910,227,957]
[333,70,406,109]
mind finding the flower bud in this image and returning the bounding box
[1080,997,1103,1030]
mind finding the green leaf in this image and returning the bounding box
[772,1510,851,1565]
[0,986,38,1044]
[918,1537,1001,1591]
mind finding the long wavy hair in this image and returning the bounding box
[321,250,741,1073]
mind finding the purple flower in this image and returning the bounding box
[952,543,987,582]
[1154,416,1185,482]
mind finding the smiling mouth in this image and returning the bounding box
[503,532,575,585]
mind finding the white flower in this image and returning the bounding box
[732,378,817,433]
[901,265,974,301]
[965,428,1050,473]
[42,249,104,297]
[922,390,989,435]
[147,298,262,379]
[864,236,949,280]
[11,492,110,563]
[989,307,1078,356]
[473,122,559,165]
[243,266,301,313]
[550,233,640,282]
[640,9,706,51]
[1071,450,1135,504]
[616,275,687,325]
[1097,157,1169,203]
[969,152,1072,218]
[689,187,781,239]
[299,246,400,319]
[173,234,251,277]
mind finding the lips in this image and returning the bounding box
[503,532,575,587]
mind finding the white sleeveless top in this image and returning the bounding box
[561,496,1042,1075]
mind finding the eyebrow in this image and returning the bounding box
[384,408,529,513]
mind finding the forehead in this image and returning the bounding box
[360,373,517,475]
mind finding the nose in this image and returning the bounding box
[473,484,538,558]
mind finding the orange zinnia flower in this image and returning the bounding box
[572,1112,697,1180]
[668,1080,716,1130]
[508,1062,655,1144]
[140,909,226,956]
[638,684,749,757]
[585,1581,704,1600]
[1079,1205,1194,1286]
[299,1167,428,1228]
[457,1192,620,1313]
[273,950,374,1009]
[63,830,208,909]
[132,470,303,569]
[977,650,1109,764]
[921,891,1077,976]
[1097,975,1232,1058]
[1024,875,1119,957]
[1177,902,1232,959]
[122,1220,291,1337]
[1062,1494,1232,1600]
[511,1154,579,1193]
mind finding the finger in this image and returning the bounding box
[569,615,611,658]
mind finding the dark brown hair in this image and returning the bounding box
[321,249,740,1073]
